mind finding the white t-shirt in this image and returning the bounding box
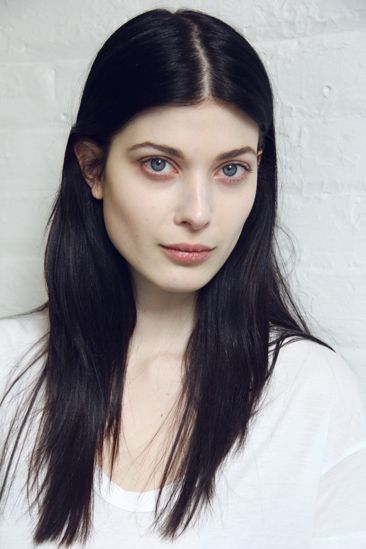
[1,310,366,548]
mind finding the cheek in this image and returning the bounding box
[101,186,139,249]
[101,184,163,251]
[221,183,257,231]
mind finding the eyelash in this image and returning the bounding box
[139,157,253,183]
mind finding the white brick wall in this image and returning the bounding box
[1,0,365,381]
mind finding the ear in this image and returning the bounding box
[257,150,263,168]
[74,140,104,200]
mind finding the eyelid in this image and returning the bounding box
[217,160,253,173]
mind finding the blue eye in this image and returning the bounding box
[148,158,168,172]
[220,163,252,182]
[141,157,252,182]
[222,164,240,177]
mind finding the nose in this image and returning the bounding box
[173,173,212,230]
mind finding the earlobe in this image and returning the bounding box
[90,182,104,200]
[73,140,104,199]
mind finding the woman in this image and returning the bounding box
[1,8,365,548]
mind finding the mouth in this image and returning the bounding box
[160,243,214,252]
[159,244,214,265]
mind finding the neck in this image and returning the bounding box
[130,275,197,357]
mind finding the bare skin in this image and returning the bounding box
[102,351,185,491]
[74,98,261,491]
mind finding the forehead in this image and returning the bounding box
[113,100,260,153]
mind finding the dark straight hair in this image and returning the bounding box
[0,8,330,547]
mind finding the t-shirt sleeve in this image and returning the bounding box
[310,349,366,548]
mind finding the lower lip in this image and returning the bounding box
[160,246,213,264]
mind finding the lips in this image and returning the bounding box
[161,243,213,252]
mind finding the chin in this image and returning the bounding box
[158,276,214,294]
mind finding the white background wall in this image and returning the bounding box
[0,0,365,382]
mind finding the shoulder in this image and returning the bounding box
[0,305,49,337]
[273,336,365,399]
[273,337,366,472]
[0,308,49,398]
[0,307,49,362]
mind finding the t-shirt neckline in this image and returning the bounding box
[94,464,176,513]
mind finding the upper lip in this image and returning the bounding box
[161,243,214,252]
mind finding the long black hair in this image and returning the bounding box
[0,8,330,547]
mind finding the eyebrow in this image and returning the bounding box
[127,141,259,160]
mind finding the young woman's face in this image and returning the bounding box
[93,100,261,295]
